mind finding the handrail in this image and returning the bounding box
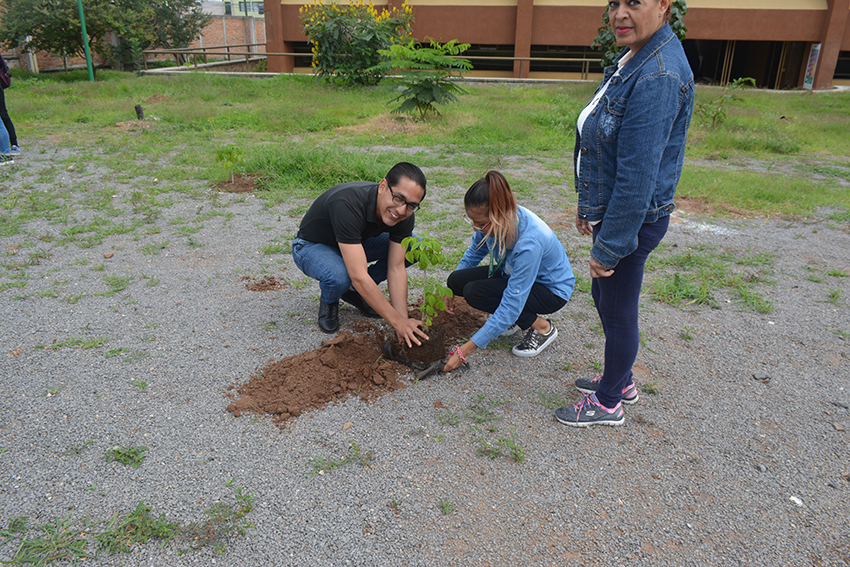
[142,46,602,78]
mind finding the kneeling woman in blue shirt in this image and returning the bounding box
[443,171,575,372]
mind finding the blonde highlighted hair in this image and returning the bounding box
[464,171,518,258]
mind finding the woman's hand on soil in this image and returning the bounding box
[396,318,429,348]
[443,341,477,372]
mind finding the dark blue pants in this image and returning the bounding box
[447,266,567,330]
[592,216,669,408]
[0,87,16,148]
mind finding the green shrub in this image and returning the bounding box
[300,0,414,86]
[373,38,472,119]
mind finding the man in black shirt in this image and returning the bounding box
[292,162,429,347]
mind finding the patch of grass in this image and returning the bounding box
[140,241,170,255]
[641,381,660,395]
[435,410,461,425]
[177,486,255,553]
[53,336,108,349]
[105,445,148,468]
[825,288,845,306]
[132,380,148,390]
[438,499,455,515]
[833,329,850,340]
[827,268,848,278]
[533,391,568,409]
[0,513,92,565]
[680,327,695,341]
[96,501,178,554]
[261,243,290,255]
[105,347,130,358]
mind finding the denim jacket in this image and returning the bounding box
[456,206,575,348]
[574,23,694,269]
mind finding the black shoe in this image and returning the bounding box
[340,289,380,318]
[318,301,339,333]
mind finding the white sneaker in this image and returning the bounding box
[0,156,13,167]
[511,320,557,357]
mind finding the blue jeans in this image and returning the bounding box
[592,216,669,408]
[292,235,397,305]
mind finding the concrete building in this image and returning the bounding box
[264,0,850,89]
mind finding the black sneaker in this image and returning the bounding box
[317,300,339,333]
[511,320,557,357]
[574,375,640,405]
[555,393,625,427]
[340,289,380,318]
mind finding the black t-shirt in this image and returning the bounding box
[296,181,415,248]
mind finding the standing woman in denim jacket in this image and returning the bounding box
[555,0,694,427]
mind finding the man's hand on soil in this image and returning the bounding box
[396,318,429,348]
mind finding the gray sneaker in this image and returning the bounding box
[511,320,557,357]
[555,393,625,427]
[574,374,639,405]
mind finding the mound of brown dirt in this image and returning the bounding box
[226,299,487,427]
[242,276,286,292]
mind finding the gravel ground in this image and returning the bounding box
[1,141,849,566]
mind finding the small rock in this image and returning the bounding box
[343,422,353,431]
[757,464,767,473]
[833,423,846,432]
[103,252,114,259]
[789,496,804,507]
[833,401,850,409]
[67,165,75,172]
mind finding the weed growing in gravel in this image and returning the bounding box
[534,391,568,409]
[96,501,178,554]
[132,380,148,390]
[680,327,695,340]
[435,410,461,425]
[177,486,255,553]
[833,329,850,340]
[105,445,148,468]
[641,381,660,395]
[496,426,526,463]
[105,347,129,358]
[304,440,374,476]
[63,440,94,456]
[827,268,848,278]
[46,386,64,396]
[2,486,255,562]
[825,289,846,306]
[438,499,456,515]
[53,336,108,349]
[261,244,290,255]
[0,513,92,565]
[141,273,160,286]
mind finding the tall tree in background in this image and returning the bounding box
[0,0,211,70]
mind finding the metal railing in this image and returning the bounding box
[143,45,602,79]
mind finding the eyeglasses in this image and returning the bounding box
[387,185,420,212]
[463,215,491,232]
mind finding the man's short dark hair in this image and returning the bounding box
[386,162,427,199]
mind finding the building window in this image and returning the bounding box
[224,0,231,15]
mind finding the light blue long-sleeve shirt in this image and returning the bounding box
[456,206,575,348]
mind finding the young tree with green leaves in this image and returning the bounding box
[372,38,473,120]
